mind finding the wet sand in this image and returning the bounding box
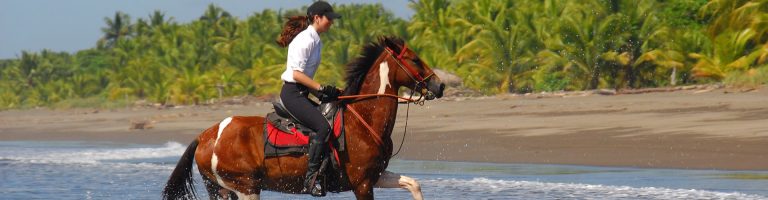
[1,87,767,170]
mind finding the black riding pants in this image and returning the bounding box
[280,82,331,144]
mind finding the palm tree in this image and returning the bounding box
[200,4,232,25]
[408,0,465,83]
[689,29,765,79]
[700,0,763,40]
[172,64,211,105]
[17,51,41,88]
[149,10,171,28]
[692,0,768,80]
[99,12,133,49]
[605,0,667,89]
[433,0,536,93]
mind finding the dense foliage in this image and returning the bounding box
[2,0,767,109]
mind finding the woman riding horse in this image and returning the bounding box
[162,9,445,200]
[275,1,342,196]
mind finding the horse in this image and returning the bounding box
[162,37,445,200]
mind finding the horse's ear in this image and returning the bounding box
[381,36,402,52]
[380,37,392,49]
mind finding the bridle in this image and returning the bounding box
[336,42,435,153]
[384,44,436,100]
[338,42,437,103]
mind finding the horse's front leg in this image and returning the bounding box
[374,171,423,200]
[352,179,374,200]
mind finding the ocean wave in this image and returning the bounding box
[422,177,767,199]
[0,141,186,167]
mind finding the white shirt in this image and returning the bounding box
[281,25,322,82]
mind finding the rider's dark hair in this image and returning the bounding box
[276,15,311,47]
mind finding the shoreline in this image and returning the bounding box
[1,87,767,171]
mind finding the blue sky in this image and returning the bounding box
[0,0,413,59]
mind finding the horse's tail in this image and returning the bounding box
[162,139,199,200]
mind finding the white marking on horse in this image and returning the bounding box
[378,61,391,94]
[212,117,236,192]
[375,170,423,200]
[214,117,232,146]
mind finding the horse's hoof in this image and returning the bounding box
[310,185,326,197]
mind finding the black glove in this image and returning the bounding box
[318,84,341,102]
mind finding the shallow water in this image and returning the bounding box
[0,141,766,199]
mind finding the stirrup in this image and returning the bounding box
[302,172,326,197]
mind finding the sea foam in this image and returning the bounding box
[0,141,186,168]
[422,177,767,199]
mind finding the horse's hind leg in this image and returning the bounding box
[202,175,231,200]
[205,181,260,200]
[220,176,262,200]
[374,171,423,200]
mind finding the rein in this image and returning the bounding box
[337,92,423,149]
[337,93,421,103]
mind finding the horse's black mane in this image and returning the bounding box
[343,37,404,96]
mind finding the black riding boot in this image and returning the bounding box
[302,141,326,197]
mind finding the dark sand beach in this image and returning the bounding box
[2,86,767,170]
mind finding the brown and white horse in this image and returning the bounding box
[162,37,444,200]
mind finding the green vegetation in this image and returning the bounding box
[721,173,768,180]
[2,0,767,109]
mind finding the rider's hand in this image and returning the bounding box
[318,84,341,102]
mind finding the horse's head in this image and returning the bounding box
[344,37,445,101]
[380,37,445,100]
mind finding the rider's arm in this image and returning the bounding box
[293,70,321,91]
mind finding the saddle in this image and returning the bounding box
[264,98,349,195]
[263,97,345,158]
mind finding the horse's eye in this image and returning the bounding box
[412,58,423,66]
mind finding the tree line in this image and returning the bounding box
[1,0,767,109]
